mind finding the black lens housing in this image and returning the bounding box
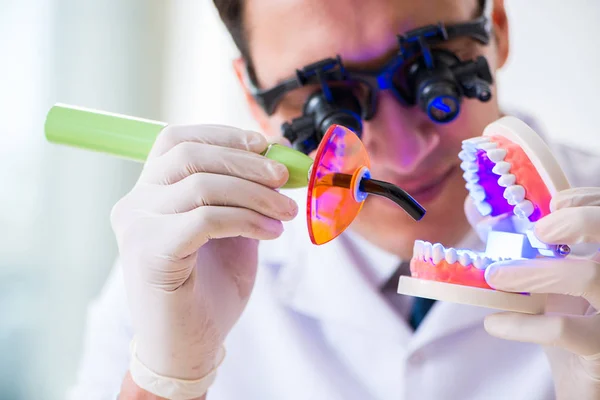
[282,87,363,154]
[250,15,494,154]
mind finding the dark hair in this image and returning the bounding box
[213,0,487,79]
[213,0,251,63]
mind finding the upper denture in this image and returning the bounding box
[460,134,552,222]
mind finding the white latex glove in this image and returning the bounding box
[110,125,298,397]
[475,187,600,400]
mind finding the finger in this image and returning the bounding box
[485,258,600,310]
[534,206,600,244]
[169,206,285,259]
[464,195,511,242]
[151,173,298,221]
[463,195,483,231]
[148,124,268,159]
[140,142,289,188]
[550,187,600,212]
[484,312,600,358]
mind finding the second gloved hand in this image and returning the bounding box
[110,124,298,395]
[481,187,600,400]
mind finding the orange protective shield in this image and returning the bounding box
[307,125,371,245]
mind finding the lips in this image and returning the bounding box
[391,164,459,203]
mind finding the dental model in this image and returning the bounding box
[397,116,571,313]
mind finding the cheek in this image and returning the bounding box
[428,98,500,162]
[454,96,500,139]
[444,47,502,139]
[266,100,314,138]
[262,114,287,138]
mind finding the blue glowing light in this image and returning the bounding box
[431,97,452,113]
[356,169,371,202]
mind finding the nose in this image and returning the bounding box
[362,92,441,175]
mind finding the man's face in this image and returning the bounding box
[239,0,509,258]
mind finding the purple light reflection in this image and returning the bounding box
[475,149,513,216]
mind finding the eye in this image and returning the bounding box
[277,85,319,116]
[275,81,371,118]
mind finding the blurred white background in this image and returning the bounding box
[0,0,598,398]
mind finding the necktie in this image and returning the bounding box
[408,296,436,330]
[380,262,436,330]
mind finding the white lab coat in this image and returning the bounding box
[67,118,600,400]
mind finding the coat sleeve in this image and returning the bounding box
[66,260,133,400]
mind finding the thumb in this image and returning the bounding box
[464,195,514,242]
[464,196,483,229]
[464,195,490,242]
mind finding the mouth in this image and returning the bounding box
[386,164,459,205]
[414,165,458,203]
[410,132,556,289]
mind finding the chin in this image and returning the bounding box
[352,198,424,258]
[352,177,470,257]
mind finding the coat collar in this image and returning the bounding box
[278,233,411,339]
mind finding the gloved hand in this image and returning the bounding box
[473,187,600,399]
[110,124,298,398]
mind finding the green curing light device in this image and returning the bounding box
[44,104,313,189]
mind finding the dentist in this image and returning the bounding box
[68,0,600,399]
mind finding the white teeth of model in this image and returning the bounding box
[462,138,489,151]
[432,243,445,264]
[483,256,493,268]
[473,256,492,270]
[458,251,472,267]
[465,181,481,191]
[486,148,507,162]
[514,200,534,218]
[504,185,526,206]
[445,248,458,264]
[458,149,476,162]
[460,161,478,172]
[498,173,516,187]
[476,201,492,216]
[424,242,433,262]
[463,171,479,183]
[472,256,484,270]
[492,161,511,175]
[467,183,486,202]
[416,242,424,260]
[477,142,497,151]
[413,240,424,258]
[463,137,489,146]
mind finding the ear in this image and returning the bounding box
[232,57,274,135]
[490,0,510,69]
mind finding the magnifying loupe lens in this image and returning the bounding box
[427,95,459,122]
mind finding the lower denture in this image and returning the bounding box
[410,257,492,289]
